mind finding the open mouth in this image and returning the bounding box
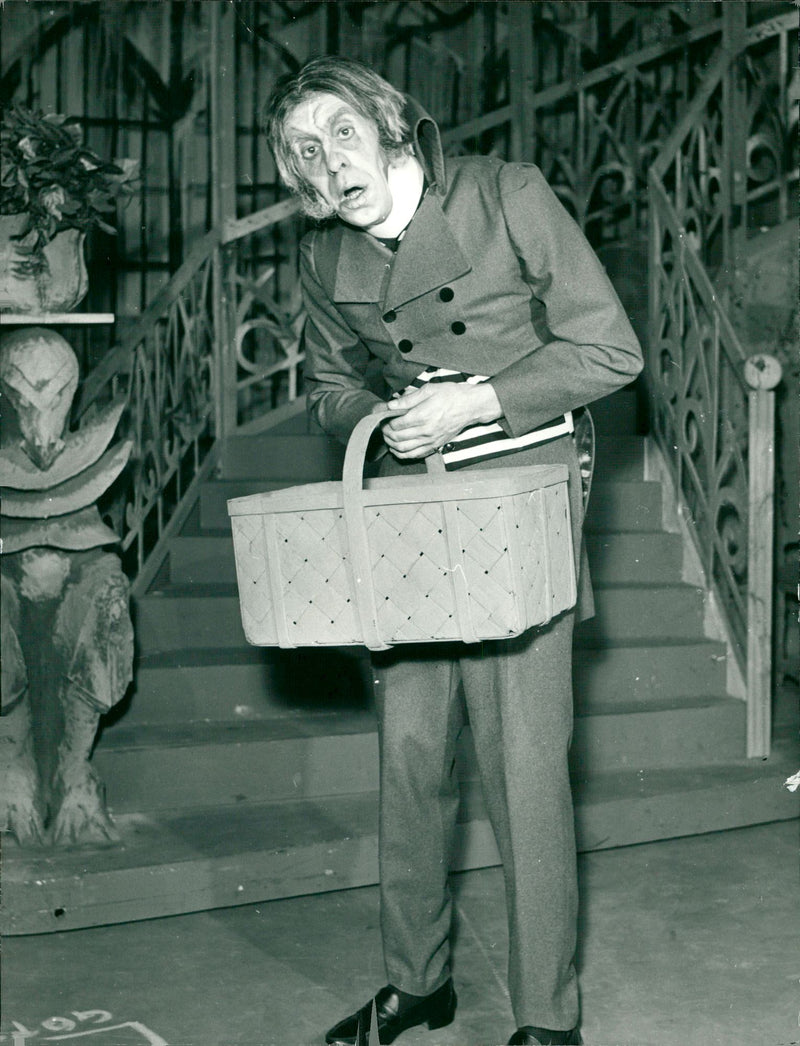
[341,185,366,205]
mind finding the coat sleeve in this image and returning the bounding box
[299,235,383,443]
[490,163,644,438]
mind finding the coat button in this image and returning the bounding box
[398,339,413,353]
[383,309,397,323]
[450,321,466,335]
[443,442,455,453]
[439,287,454,302]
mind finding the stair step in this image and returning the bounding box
[122,637,728,727]
[198,476,663,531]
[592,433,644,473]
[573,638,728,701]
[134,580,705,653]
[168,534,236,583]
[94,694,744,813]
[220,434,345,480]
[5,733,797,935]
[577,584,707,642]
[126,646,372,725]
[585,531,682,583]
[587,385,642,434]
[167,528,682,587]
[267,411,325,435]
[584,481,663,532]
[14,384,767,940]
[569,695,745,773]
[94,714,381,812]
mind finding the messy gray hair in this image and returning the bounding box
[263,56,411,220]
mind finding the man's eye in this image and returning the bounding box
[337,125,353,139]
[300,144,318,160]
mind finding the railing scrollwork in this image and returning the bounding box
[648,11,796,758]
[75,203,308,594]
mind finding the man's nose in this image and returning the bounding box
[325,143,348,174]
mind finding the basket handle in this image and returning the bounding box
[342,410,445,650]
[343,409,446,487]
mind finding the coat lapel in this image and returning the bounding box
[331,227,388,303]
[384,194,471,310]
[330,194,471,308]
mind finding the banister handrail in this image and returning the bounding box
[651,47,732,182]
[648,175,750,369]
[222,196,301,245]
[75,227,221,418]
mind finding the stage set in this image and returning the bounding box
[1,3,798,1045]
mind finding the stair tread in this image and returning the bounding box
[142,579,702,600]
[133,635,726,669]
[98,693,742,751]
[99,710,378,749]
[7,734,797,883]
[134,644,371,668]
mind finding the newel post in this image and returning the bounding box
[744,353,782,758]
[209,0,238,438]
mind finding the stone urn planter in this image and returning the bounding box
[0,214,88,313]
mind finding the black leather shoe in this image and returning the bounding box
[508,1026,583,1045]
[325,979,457,1045]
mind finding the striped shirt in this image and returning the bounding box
[401,366,574,469]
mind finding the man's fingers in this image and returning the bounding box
[389,386,431,410]
[382,430,429,451]
[383,410,425,433]
[382,426,438,456]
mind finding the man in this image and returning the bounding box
[265,56,643,1046]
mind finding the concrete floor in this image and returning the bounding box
[1,820,798,1046]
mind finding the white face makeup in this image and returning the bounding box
[284,92,395,230]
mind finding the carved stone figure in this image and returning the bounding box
[0,326,134,846]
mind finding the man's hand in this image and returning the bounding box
[371,382,502,459]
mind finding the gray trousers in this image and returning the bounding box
[373,614,579,1031]
[371,436,585,1032]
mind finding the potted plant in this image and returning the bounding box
[0,103,137,313]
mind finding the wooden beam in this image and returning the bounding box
[209,1,238,227]
[723,2,749,276]
[507,3,536,162]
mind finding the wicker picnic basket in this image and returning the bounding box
[227,411,577,651]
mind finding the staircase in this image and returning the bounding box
[3,386,797,935]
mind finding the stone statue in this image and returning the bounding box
[0,326,134,846]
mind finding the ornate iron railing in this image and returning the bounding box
[647,11,796,758]
[75,230,222,594]
[217,199,305,434]
[443,18,725,245]
[74,201,307,596]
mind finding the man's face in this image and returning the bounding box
[284,92,394,230]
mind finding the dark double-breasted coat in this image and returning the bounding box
[299,104,643,449]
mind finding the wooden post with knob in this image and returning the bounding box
[744,353,782,758]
